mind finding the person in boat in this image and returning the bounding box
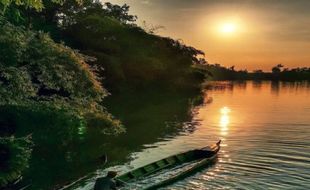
[94,171,118,190]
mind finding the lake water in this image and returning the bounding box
[71,81,310,190]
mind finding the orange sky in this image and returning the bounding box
[108,0,310,71]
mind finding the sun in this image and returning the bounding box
[220,23,237,34]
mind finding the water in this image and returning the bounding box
[10,81,309,189]
[72,81,310,190]
[13,88,203,189]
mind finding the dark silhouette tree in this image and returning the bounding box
[103,2,137,23]
[272,64,284,74]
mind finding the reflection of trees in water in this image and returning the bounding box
[102,89,204,155]
[206,81,309,97]
[0,106,89,189]
[204,81,234,91]
[0,114,16,137]
[204,81,248,93]
[253,81,263,90]
[4,89,204,189]
[271,81,280,96]
[276,81,310,94]
[291,81,310,90]
[234,81,247,90]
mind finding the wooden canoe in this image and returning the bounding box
[116,140,221,188]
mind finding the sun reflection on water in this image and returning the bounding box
[220,106,231,136]
[220,106,231,115]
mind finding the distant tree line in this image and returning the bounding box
[195,63,310,81]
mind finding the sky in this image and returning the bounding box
[107,0,310,71]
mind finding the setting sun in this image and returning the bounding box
[220,22,237,35]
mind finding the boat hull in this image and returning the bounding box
[116,140,221,188]
[143,153,218,190]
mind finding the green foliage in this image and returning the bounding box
[0,20,122,188]
[84,112,124,135]
[103,2,137,24]
[0,0,84,12]
[61,4,206,90]
[10,1,206,91]
[0,21,102,106]
[0,1,206,188]
[42,1,137,27]
[0,21,122,131]
[0,0,85,24]
[0,0,44,12]
[0,136,33,187]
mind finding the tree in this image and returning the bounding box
[141,20,165,34]
[229,65,235,71]
[0,21,121,132]
[103,2,137,24]
[272,64,284,74]
[254,69,263,73]
[0,0,45,12]
[0,0,85,24]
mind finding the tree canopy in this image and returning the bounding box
[0,20,121,132]
[0,0,84,12]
